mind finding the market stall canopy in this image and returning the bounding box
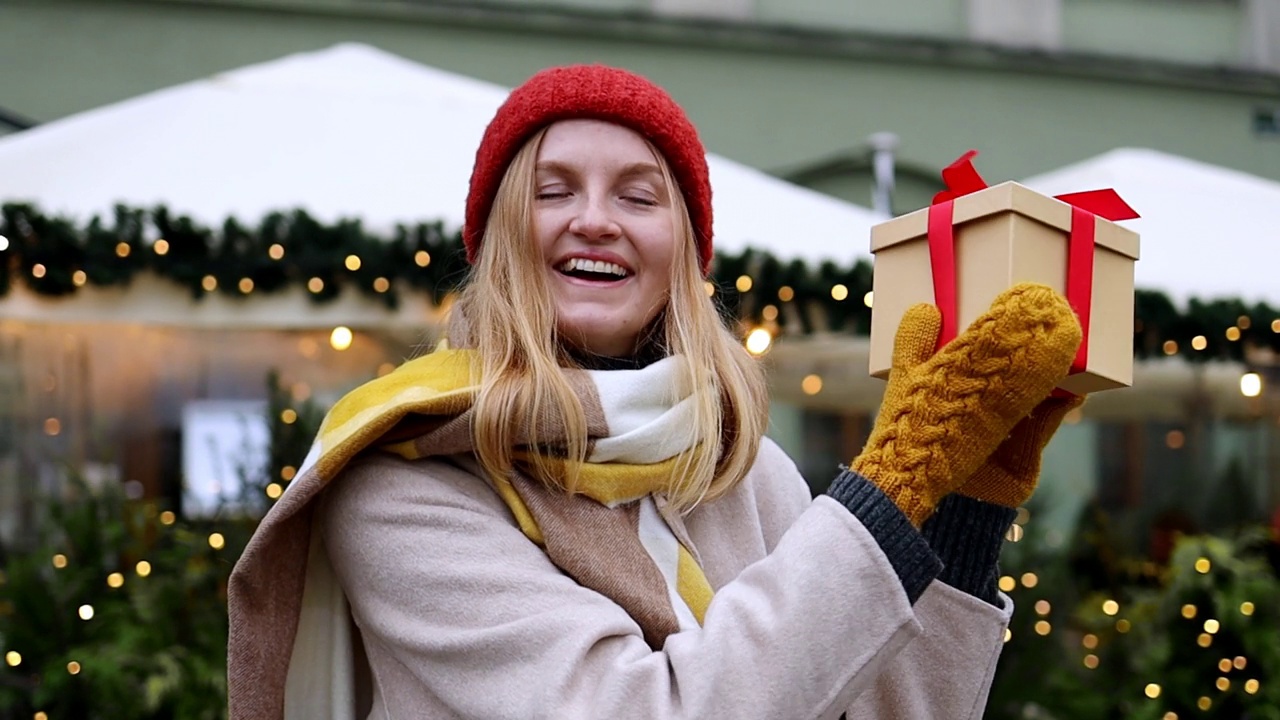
[1022,148,1280,305]
[0,43,879,267]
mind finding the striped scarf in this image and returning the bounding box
[355,348,717,646]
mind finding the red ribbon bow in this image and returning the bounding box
[927,150,1139,378]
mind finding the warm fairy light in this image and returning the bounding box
[1083,654,1099,669]
[1005,524,1024,542]
[1245,679,1260,694]
[1241,601,1255,616]
[1035,600,1051,615]
[281,466,296,481]
[1034,621,1051,636]
[1162,712,1177,720]
[414,250,431,267]
[1198,633,1213,647]
[864,291,874,308]
[762,304,779,321]
[735,275,753,293]
[5,651,20,666]
[44,418,61,436]
[281,409,298,425]
[292,382,311,402]
[704,281,715,297]
[208,533,226,550]
[778,286,794,302]
[373,277,390,293]
[1021,573,1038,588]
[1273,319,1280,333]
[330,326,354,351]
[35,712,48,720]
[745,328,772,356]
[830,284,849,301]
[0,235,8,251]
[67,661,81,675]
[801,374,823,395]
[1116,619,1131,633]
[1238,315,1252,330]
[154,239,170,255]
[1240,373,1262,398]
[78,604,94,620]
[1226,327,1242,342]
[202,275,217,292]
[266,483,284,499]
[1015,507,1031,524]
[1234,656,1247,670]
[136,560,152,577]
[1191,335,1208,351]
[269,243,285,260]
[998,576,1016,592]
[1216,677,1230,692]
[1144,683,1161,699]
[1003,629,1011,643]
[1195,557,1212,574]
[1102,600,1119,616]
[239,278,254,294]
[52,554,67,569]
[1162,340,1178,355]
[1182,604,1198,619]
[1197,697,1211,711]
[72,270,87,286]
[115,242,131,258]
[1082,634,1098,649]
[345,255,362,272]
[1219,658,1232,673]
[298,337,320,359]
[1204,619,1220,634]
[308,277,325,294]
[1166,430,1185,449]
[160,511,175,526]
[32,263,46,278]
[107,572,124,589]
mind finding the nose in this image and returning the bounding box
[568,195,621,241]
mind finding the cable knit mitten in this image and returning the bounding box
[957,393,1085,508]
[852,283,1083,527]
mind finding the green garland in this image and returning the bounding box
[3,203,1279,363]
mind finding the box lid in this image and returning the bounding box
[869,181,1140,260]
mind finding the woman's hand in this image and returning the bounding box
[851,283,1082,526]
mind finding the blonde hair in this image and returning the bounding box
[450,128,768,512]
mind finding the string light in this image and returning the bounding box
[4,651,19,667]
[280,409,298,425]
[801,374,823,395]
[1021,573,1039,588]
[1005,524,1024,542]
[115,242,131,258]
[1226,327,1241,341]
[1166,430,1185,449]
[136,560,152,577]
[777,286,794,302]
[1144,683,1161,699]
[1003,629,1011,643]
[830,284,849,301]
[52,554,68,569]
[1272,319,1280,333]
[735,275,752,292]
[704,281,715,297]
[281,466,296,481]
[1034,621,1051,636]
[1083,654,1099,669]
[1198,633,1213,647]
[1197,697,1211,711]
[1102,600,1120,616]
[1195,557,1212,573]
[269,243,285,260]
[78,604,94,620]
[864,292,874,308]
[266,483,284,499]
[1082,634,1098,649]
[998,576,1016,592]
[0,234,7,251]
[67,661,81,675]
[762,304,779,321]
[1234,656,1247,670]
[32,263,46,278]
[201,275,217,292]
[307,277,325,294]
[1216,677,1230,692]
[1162,340,1178,355]
[1241,601,1255,616]
[414,251,431,267]
[330,326,354,351]
[373,277,390,293]
[1162,712,1177,720]
[1182,604,1198,619]
[35,712,47,720]
[744,328,772,356]
[1116,619,1131,633]
[1240,373,1262,398]
[72,270,87,287]
[44,418,62,436]
[107,573,124,589]
[1218,658,1232,673]
[1238,315,1252,330]
[1191,335,1208,351]
[208,533,226,550]
[1204,618,1220,634]
[154,239,170,255]
[1034,600,1051,615]
[160,511,176,526]
[239,278,254,294]
[1244,679,1260,694]
[345,255,362,271]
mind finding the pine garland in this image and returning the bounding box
[3,203,1279,363]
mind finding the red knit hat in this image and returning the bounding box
[464,65,714,275]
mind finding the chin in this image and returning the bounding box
[557,315,641,357]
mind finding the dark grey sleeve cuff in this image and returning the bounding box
[920,494,1017,607]
[825,468,942,605]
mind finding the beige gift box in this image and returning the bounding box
[868,181,1140,396]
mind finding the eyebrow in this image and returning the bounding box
[535,160,665,180]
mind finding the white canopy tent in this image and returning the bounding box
[0,43,879,269]
[1022,148,1280,305]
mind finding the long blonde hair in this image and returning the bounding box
[450,127,768,512]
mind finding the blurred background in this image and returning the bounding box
[1,0,1279,718]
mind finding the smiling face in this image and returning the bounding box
[533,119,680,358]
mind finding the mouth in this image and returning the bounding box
[555,257,633,283]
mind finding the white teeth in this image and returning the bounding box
[558,258,628,277]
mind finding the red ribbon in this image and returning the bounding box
[926,151,1139,377]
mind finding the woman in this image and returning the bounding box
[228,65,1083,719]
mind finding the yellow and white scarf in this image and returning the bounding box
[228,348,716,719]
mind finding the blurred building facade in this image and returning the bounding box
[1,0,1279,549]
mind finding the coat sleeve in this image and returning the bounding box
[319,453,930,720]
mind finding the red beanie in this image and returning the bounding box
[464,65,714,275]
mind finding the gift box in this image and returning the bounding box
[868,152,1141,396]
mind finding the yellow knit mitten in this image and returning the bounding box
[852,283,1083,527]
[957,394,1084,508]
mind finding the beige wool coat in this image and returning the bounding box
[270,437,1013,719]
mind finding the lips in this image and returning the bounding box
[554,255,634,283]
